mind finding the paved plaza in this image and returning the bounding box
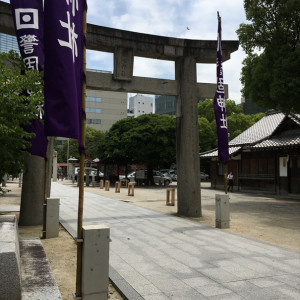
[51,182,300,300]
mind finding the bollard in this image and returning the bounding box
[166,188,175,206]
[120,178,129,188]
[115,181,120,193]
[82,225,110,300]
[215,194,230,228]
[45,198,60,238]
[105,180,110,191]
[100,179,104,189]
[92,175,95,187]
[128,182,134,196]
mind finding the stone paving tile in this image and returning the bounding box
[164,288,208,300]
[194,283,233,297]
[197,267,242,283]
[131,261,169,276]
[142,293,170,300]
[212,260,261,279]
[52,183,300,300]
[273,273,300,289]
[247,277,284,288]
[133,283,161,296]
[207,293,245,300]
[253,256,300,274]
[231,257,283,276]
[223,280,294,300]
[270,284,300,299]
[182,276,217,287]
[145,274,191,292]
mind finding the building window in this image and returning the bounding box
[86,108,102,113]
[87,119,101,124]
[0,33,19,54]
[217,163,225,176]
[86,96,102,103]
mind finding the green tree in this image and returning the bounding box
[198,117,215,152]
[0,51,44,180]
[56,127,105,163]
[197,99,264,149]
[102,114,176,183]
[237,0,300,113]
[101,117,138,166]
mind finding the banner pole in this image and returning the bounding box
[224,163,228,194]
[76,3,87,298]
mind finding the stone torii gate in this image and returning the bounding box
[0,1,239,217]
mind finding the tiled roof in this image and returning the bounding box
[289,113,300,126]
[251,136,300,149]
[201,147,241,158]
[200,112,300,158]
[229,113,286,146]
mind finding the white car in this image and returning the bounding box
[119,172,135,182]
[200,172,209,181]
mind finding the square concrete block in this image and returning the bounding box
[215,194,230,228]
[45,198,60,238]
[82,225,110,300]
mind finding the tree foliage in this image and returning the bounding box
[198,99,264,151]
[101,114,176,171]
[0,51,44,180]
[237,0,300,113]
[56,126,105,162]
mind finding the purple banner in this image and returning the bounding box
[44,0,85,151]
[10,0,48,158]
[213,12,229,164]
[10,0,44,71]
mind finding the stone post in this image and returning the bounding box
[175,56,201,217]
[82,225,110,300]
[215,194,230,228]
[45,198,60,238]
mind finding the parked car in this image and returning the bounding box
[160,169,177,181]
[200,172,209,181]
[119,172,135,182]
[74,168,103,182]
[136,170,172,186]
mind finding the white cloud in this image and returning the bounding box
[86,50,113,72]
[133,57,175,79]
[85,0,246,103]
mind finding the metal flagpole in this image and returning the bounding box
[76,3,87,298]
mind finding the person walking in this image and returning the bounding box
[227,171,234,192]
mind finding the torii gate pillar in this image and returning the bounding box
[176,56,201,217]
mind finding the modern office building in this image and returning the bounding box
[86,86,127,132]
[128,94,153,117]
[0,33,19,54]
[155,95,176,115]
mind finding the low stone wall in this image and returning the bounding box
[0,215,21,299]
[0,215,62,299]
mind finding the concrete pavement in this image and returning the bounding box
[51,182,300,299]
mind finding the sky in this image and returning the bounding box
[5,0,248,103]
[85,0,248,103]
